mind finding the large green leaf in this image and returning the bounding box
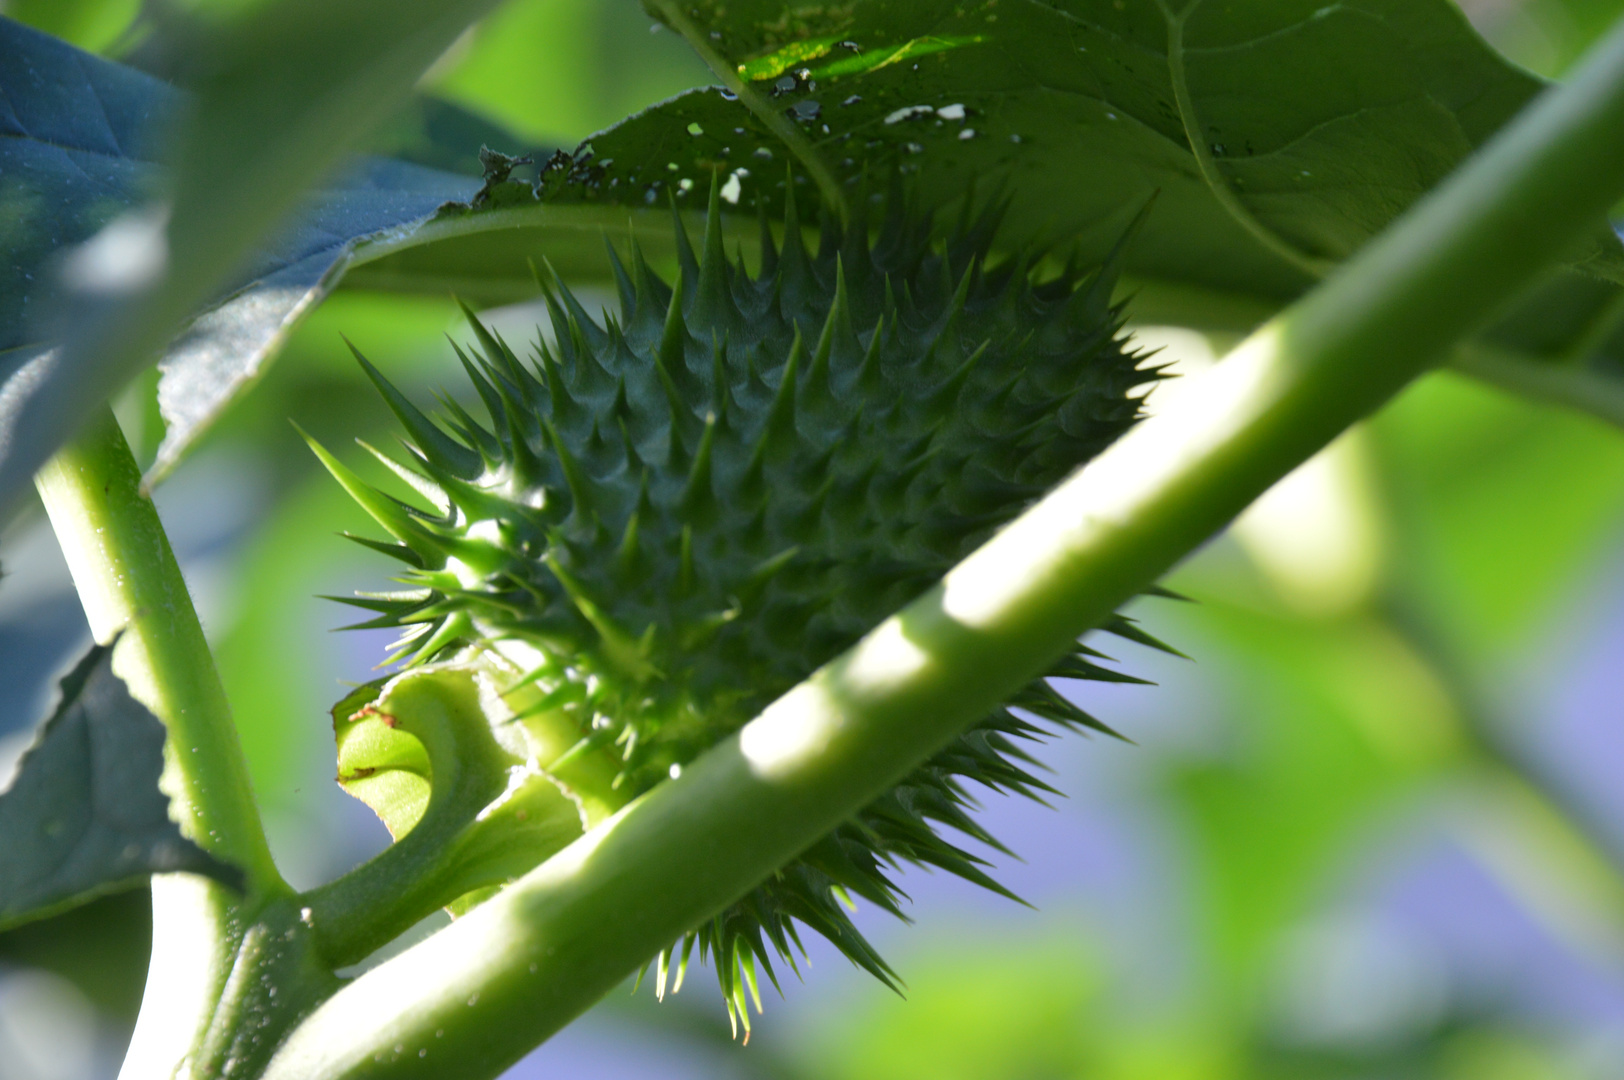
[666,0,1619,273]
[0,640,240,932]
[345,0,1624,423]
[0,0,498,516]
[645,0,1624,407]
[352,0,1623,293]
[10,1,1624,519]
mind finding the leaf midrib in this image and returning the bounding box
[1153,0,1331,278]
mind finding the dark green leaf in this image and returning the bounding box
[622,0,1621,283]
[0,17,487,491]
[0,16,172,356]
[641,0,1624,418]
[0,640,241,932]
[322,0,1579,306]
[0,0,498,516]
[348,0,1624,424]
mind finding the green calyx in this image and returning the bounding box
[312,176,1164,1031]
[331,664,586,918]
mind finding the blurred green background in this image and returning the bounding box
[3,1,1624,1078]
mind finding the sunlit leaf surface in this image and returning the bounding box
[382,0,1622,293]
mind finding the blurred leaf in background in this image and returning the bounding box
[1376,376,1624,661]
[0,0,139,52]
[428,0,710,142]
[1463,0,1624,75]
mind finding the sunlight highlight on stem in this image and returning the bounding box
[265,13,1624,1077]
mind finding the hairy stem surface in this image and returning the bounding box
[263,15,1624,1078]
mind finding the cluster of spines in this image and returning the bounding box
[315,176,1169,1032]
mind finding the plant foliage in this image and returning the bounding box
[315,180,1163,1027]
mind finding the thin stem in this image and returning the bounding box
[1556,286,1624,367]
[644,0,850,223]
[1451,341,1624,427]
[262,15,1624,1079]
[302,670,535,967]
[1156,0,1332,279]
[1385,597,1624,884]
[34,407,281,889]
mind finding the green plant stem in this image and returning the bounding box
[35,406,280,888]
[262,17,1624,1076]
[302,669,559,968]
[36,407,288,1076]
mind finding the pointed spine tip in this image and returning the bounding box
[751,325,804,466]
[348,339,481,479]
[680,412,718,517]
[692,171,737,328]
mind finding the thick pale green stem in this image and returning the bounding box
[35,407,280,886]
[261,17,1624,1078]
[36,408,287,1076]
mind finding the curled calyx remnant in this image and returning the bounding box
[311,175,1167,1032]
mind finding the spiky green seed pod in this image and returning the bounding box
[315,179,1162,1031]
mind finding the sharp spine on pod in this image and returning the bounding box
[310,172,1166,1035]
